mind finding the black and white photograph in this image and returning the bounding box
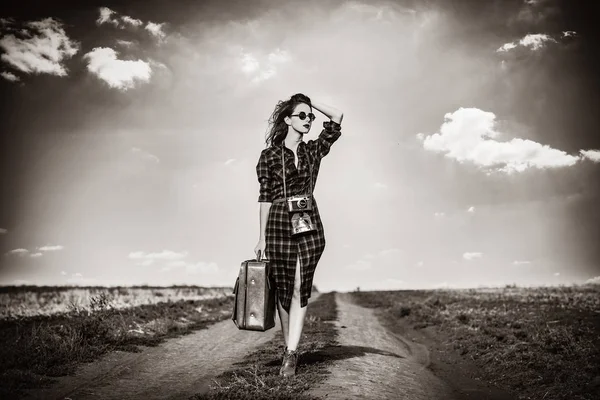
[0,0,599,399]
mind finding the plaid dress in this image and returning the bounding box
[256,121,342,312]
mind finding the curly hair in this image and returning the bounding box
[265,93,312,148]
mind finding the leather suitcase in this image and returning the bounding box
[232,252,276,331]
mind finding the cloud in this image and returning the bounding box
[1,71,19,82]
[145,22,166,41]
[562,31,576,38]
[66,272,97,285]
[61,270,67,276]
[512,260,531,265]
[131,147,160,163]
[96,7,166,41]
[553,272,560,276]
[224,158,236,166]
[580,149,600,163]
[417,107,581,174]
[0,228,7,234]
[122,16,143,28]
[30,252,43,258]
[83,47,152,90]
[467,206,475,213]
[116,39,135,47]
[128,250,188,266]
[434,212,445,217]
[585,276,600,285]
[238,48,291,83]
[38,245,64,251]
[374,182,388,189]
[97,7,119,27]
[463,252,483,260]
[5,248,29,256]
[0,17,79,76]
[497,33,561,53]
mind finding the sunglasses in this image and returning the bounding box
[290,112,316,122]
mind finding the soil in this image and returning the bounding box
[307,292,516,400]
[20,305,284,400]
[21,291,516,400]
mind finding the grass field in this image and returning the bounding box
[0,285,234,398]
[350,284,600,400]
[0,285,231,319]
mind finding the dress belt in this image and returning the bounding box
[272,198,286,204]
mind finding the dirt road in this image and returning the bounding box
[22,307,283,400]
[23,292,511,399]
[307,292,457,399]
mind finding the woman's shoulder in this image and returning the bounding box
[259,145,280,158]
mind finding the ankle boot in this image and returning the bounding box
[280,349,299,377]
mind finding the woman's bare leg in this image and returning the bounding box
[287,256,307,351]
[277,299,289,348]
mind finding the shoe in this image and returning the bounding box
[280,349,299,377]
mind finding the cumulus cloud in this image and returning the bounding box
[1,71,19,82]
[512,260,531,265]
[463,252,483,260]
[83,47,152,90]
[580,149,600,163]
[347,259,372,271]
[0,228,7,234]
[467,206,475,213]
[122,16,143,28]
[434,212,445,217]
[238,48,291,83]
[145,22,166,41]
[38,245,64,251]
[0,17,79,76]
[417,107,581,174]
[97,7,119,27]
[30,252,43,258]
[562,31,576,38]
[129,250,188,266]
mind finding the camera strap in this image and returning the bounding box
[281,144,313,201]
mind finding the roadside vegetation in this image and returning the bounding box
[350,284,600,400]
[194,292,339,400]
[0,290,234,398]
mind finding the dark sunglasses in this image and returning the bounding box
[290,112,316,122]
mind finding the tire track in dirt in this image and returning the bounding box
[307,292,457,400]
[21,298,292,400]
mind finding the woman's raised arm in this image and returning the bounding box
[311,100,344,125]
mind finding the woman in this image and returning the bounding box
[254,93,343,377]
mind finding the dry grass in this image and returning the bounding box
[0,285,231,319]
[0,289,234,398]
[351,284,600,400]
[194,292,339,400]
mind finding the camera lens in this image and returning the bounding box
[298,199,306,208]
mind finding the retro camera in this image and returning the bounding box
[291,212,316,236]
[286,194,313,213]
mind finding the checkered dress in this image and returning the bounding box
[256,121,342,312]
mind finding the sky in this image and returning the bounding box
[0,0,599,291]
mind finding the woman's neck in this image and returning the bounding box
[284,128,303,149]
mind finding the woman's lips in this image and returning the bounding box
[303,124,310,128]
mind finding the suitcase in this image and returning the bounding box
[232,251,277,331]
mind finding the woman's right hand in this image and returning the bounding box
[254,239,266,260]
